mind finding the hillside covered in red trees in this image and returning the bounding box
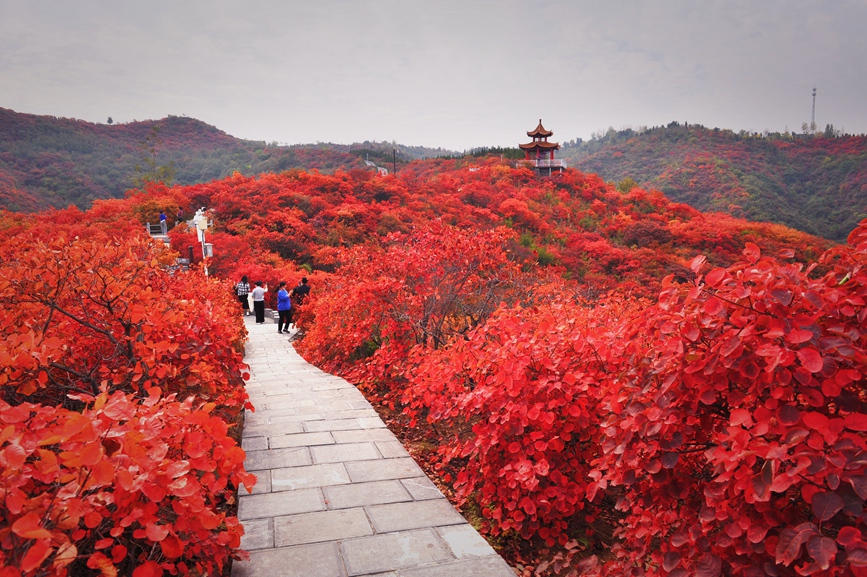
[560,123,867,242]
[2,107,866,245]
[0,107,442,213]
[2,158,866,577]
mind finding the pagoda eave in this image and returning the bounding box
[519,141,560,150]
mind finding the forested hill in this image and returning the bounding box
[559,123,867,242]
[3,108,866,243]
[0,107,449,212]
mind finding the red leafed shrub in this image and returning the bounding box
[0,392,254,576]
[1,231,250,413]
[296,221,529,406]
[0,215,254,577]
[402,297,641,544]
[593,223,867,576]
[382,219,867,576]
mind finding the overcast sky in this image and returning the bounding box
[2,1,865,151]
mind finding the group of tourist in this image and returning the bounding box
[158,208,185,235]
[233,276,310,334]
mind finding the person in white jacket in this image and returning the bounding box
[251,281,268,324]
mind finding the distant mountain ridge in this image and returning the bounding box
[559,123,867,242]
[1,108,865,242]
[0,107,451,212]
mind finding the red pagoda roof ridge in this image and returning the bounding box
[527,119,553,138]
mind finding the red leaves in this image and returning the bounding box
[786,328,813,344]
[0,229,252,577]
[703,296,724,315]
[802,412,830,431]
[663,551,681,572]
[160,534,185,558]
[86,552,117,577]
[689,254,707,274]
[845,413,867,431]
[729,408,753,427]
[807,535,838,570]
[743,242,762,263]
[796,347,824,372]
[394,298,631,544]
[285,197,867,576]
[132,561,164,577]
[19,540,53,574]
[581,218,867,576]
[695,553,722,577]
[776,523,819,566]
[771,288,794,306]
[778,404,800,425]
[705,267,727,287]
[520,496,537,516]
[752,461,775,501]
[1,391,250,576]
[748,523,770,544]
[12,513,52,540]
[3,441,27,469]
[145,523,169,542]
[77,443,104,467]
[811,491,844,521]
[103,394,136,420]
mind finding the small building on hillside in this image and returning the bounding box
[519,119,567,176]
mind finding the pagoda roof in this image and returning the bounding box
[519,141,560,150]
[527,119,554,138]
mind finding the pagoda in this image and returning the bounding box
[519,119,566,176]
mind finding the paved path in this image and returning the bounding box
[231,317,516,577]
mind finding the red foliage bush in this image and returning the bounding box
[0,392,252,576]
[301,215,867,576]
[296,221,529,402]
[403,297,641,543]
[592,225,867,576]
[5,157,853,576]
[0,216,254,577]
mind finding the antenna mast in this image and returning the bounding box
[811,87,817,135]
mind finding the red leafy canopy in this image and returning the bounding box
[0,221,253,577]
[296,216,867,576]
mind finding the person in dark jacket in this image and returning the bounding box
[289,277,311,330]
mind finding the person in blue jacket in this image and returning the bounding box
[276,282,292,334]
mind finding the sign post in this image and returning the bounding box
[194,208,211,277]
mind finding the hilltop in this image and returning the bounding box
[2,108,865,243]
[0,107,450,212]
[559,123,867,242]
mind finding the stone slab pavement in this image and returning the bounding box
[232,317,516,577]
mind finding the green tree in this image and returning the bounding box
[617,176,638,192]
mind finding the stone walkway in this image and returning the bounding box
[231,317,516,577]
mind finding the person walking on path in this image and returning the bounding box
[234,276,251,316]
[288,277,311,330]
[251,281,268,324]
[276,282,292,334]
[159,210,168,235]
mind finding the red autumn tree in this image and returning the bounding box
[591,223,867,576]
[296,221,533,407]
[0,215,254,577]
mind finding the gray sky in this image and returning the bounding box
[2,0,865,151]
